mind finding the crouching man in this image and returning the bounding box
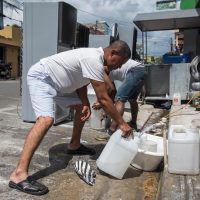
[9,40,133,195]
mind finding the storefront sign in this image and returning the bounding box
[156,0,176,10]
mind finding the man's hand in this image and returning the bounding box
[119,122,133,138]
[81,105,91,122]
[90,79,126,130]
[92,102,102,110]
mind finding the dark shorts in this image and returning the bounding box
[115,67,147,102]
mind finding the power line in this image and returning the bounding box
[78,8,133,25]
[4,15,22,23]
[66,2,134,27]
[2,0,23,24]
[4,0,23,11]
[2,13,22,23]
[76,9,175,43]
[3,1,134,28]
[137,34,175,39]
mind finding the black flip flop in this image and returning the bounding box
[9,176,49,196]
[67,144,96,155]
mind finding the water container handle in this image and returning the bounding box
[169,125,188,138]
[121,133,135,141]
[169,125,189,138]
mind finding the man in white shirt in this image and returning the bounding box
[94,59,147,138]
[108,59,147,133]
[9,40,132,195]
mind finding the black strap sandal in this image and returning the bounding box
[67,144,96,155]
[9,176,49,196]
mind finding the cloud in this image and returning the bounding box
[21,0,156,25]
[20,0,175,56]
[67,0,156,26]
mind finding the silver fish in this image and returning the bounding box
[74,160,96,186]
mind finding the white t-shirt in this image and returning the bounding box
[109,59,144,81]
[40,47,104,93]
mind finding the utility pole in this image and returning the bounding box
[0,0,3,29]
[132,27,137,60]
[170,37,173,53]
[95,20,98,34]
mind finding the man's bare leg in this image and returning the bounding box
[128,100,139,130]
[68,105,85,150]
[67,105,95,155]
[109,100,125,132]
[9,117,54,183]
[129,99,138,124]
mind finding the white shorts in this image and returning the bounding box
[27,62,81,119]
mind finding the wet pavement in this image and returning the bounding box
[3,80,200,200]
[0,79,182,200]
[158,105,200,200]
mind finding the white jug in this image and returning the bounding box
[89,109,105,130]
[96,130,138,179]
[87,84,105,130]
[173,93,181,106]
[168,125,199,175]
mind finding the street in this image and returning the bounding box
[0,80,21,112]
[0,79,160,200]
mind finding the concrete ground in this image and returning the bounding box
[158,105,200,200]
[3,80,200,200]
[0,79,167,200]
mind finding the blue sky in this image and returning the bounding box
[67,0,176,57]
[19,0,176,56]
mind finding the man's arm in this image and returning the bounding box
[103,72,116,101]
[76,85,91,121]
[76,85,90,106]
[90,79,132,136]
[92,73,116,110]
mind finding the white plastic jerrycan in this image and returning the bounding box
[173,93,181,106]
[89,109,105,130]
[87,84,105,130]
[168,125,199,175]
[96,129,138,179]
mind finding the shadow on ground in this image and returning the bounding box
[31,143,106,180]
[31,142,148,181]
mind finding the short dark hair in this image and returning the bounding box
[109,40,131,59]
